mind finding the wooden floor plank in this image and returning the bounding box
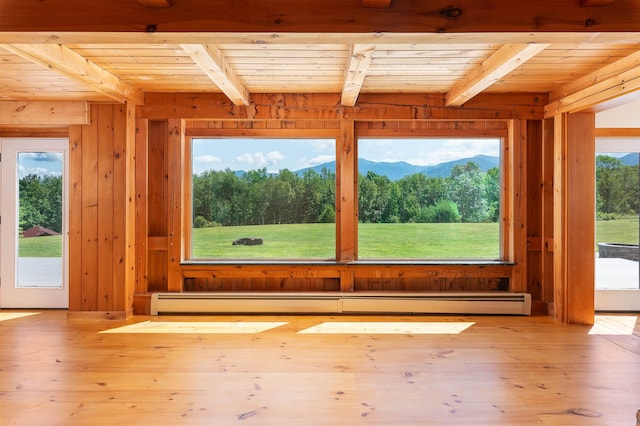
[0,311,638,425]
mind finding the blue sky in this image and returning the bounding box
[192,137,501,174]
[18,152,63,178]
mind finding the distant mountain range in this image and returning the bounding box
[295,154,500,180]
[230,152,638,181]
[618,152,640,166]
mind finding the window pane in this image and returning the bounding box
[17,151,64,288]
[595,152,639,290]
[357,138,501,259]
[191,138,336,259]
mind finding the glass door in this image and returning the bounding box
[0,138,68,308]
[595,139,640,311]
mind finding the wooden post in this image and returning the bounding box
[135,118,149,295]
[337,119,357,263]
[167,118,184,292]
[553,113,595,324]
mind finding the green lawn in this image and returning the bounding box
[192,222,500,259]
[596,216,639,248]
[18,235,62,257]
[17,217,638,258]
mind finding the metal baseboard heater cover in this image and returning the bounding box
[150,292,531,315]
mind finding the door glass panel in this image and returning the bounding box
[16,151,64,288]
[595,151,639,291]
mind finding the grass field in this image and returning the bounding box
[18,235,62,257]
[192,222,501,259]
[17,217,639,258]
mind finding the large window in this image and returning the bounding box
[190,138,336,259]
[357,138,502,259]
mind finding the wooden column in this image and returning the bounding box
[526,120,543,301]
[337,119,357,265]
[135,118,149,295]
[541,118,555,308]
[167,118,185,292]
[553,112,595,325]
[506,119,527,292]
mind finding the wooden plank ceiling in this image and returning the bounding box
[2,41,640,109]
[1,0,640,111]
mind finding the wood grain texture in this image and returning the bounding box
[2,0,640,33]
[0,310,637,425]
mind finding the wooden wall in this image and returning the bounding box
[67,103,136,319]
[1,91,596,323]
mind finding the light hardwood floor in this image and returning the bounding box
[0,311,638,425]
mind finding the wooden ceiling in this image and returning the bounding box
[2,0,640,115]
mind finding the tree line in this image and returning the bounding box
[19,174,63,233]
[192,161,500,227]
[17,154,637,234]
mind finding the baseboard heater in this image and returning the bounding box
[150,292,531,315]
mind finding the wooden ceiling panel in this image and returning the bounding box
[0,51,114,101]
[1,37,640,109]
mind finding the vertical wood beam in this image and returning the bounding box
[541,118,555,307]
[337,119,357,263]
[80,106,99,311]
[167,118,184,291]
[135,118,149,295]
[508,119,527,292]
[526,120,543,301]
[68,125,83,311]
[123,102,137,315]
[553,113,595,324]
[96,104,115,311]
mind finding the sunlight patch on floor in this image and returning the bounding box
[589,315,638,335]
[100,321,289,334]
[297,321,475,335]
[0,312,41,322]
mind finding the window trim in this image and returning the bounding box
[183,122,515,264]
[184,130,340,261]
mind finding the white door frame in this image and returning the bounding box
[0,138,69,308]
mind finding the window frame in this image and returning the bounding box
[354,124,512,263]
[184,129,340,261]
[182,123,515,265]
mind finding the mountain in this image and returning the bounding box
[420,154,499,178]
[295,155,500,180]
[619,153,640,166]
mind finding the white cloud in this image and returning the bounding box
[18,165,61,178]
[194,154,221,164]
[237,151,285,171]
[307,155,335,166]
[311,139,335,152]
[20,152,62,163]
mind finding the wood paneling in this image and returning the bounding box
[167,118,184,292]
[553,113,596,324]
[3,1,640,33]
[147,121,169,292]
[140,93,546,121]
[68,104,134,315]
[526,120,543,301]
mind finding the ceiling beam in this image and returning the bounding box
[138,0,172,6]
[545,55,640,117]
[2,1,640,33]
[180,44,251,106]
[446,43,548,106]
[341,44,375,106]
[579,0,615,6]
[0,101,88,126]
[362,0,392,8]
[0,44,144,104]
